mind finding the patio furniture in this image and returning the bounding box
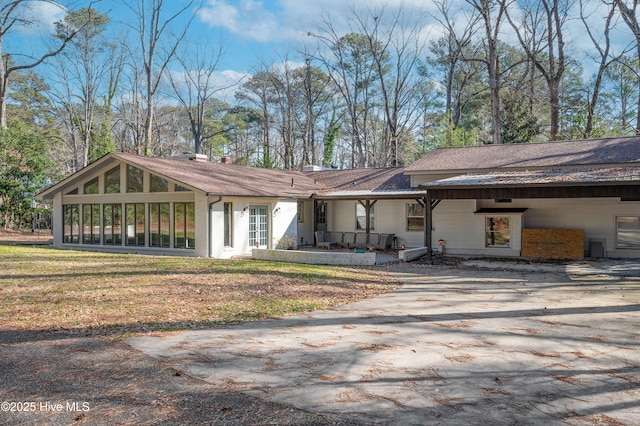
[315,231,337,249]
[374,233,394,250]
[340,232,356,248]
[349,232,369,249]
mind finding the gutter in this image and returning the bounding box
[208,196,223,258]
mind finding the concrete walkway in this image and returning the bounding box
[128,260,640,425]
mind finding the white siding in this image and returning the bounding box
[296,200,314,246]
[479,198,640,258]
[432,198,640,258]
[209,197,299,259]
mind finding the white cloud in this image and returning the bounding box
[198,0,284,42]
[16,1,67,36]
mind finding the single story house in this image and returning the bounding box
[37,136,640,260]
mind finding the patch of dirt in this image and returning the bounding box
[0,229,52,245]
[0,329,357,426]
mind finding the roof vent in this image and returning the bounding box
[169,153,208,162]
[303,165,333,171]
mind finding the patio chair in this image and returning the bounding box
[340,232,356,248]
[349,232,369,249]
[325,232,343,246]
[315,231,337,249]
[374,233,394,250]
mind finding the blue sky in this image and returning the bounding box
[7,0,637,101]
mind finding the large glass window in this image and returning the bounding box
[174,202,195,249]
[356,203,375,230]
[82,204,101,244]
[126,165,144,193]
[125,203,145,246]
[103,204,122,245]
[84,177,99,195]
[407,203,424,231]
[224,202,233,247]
[63,204,79,243]
[150,203,170,247]
[150,174,169,192]
[104,166,120,194]
[617,216,640,249]
[486,217,510,247]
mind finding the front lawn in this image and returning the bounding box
[0,246,399,336]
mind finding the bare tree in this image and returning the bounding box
[431,0,481,143]
[614,0,640,134]
[308,14,380,168]
[580,0,620,138]
[49,7,117,171]
[465,0,510,144]
[236,66,277,168]
[123,0,196,155]
[167,40,238,156]
[355,6,427,166]
[507,0,571,140]
[0,0,82,129]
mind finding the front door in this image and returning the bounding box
[249,205,269,248]
[315,201,327,232]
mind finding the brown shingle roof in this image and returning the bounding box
[305,167,410,193]
[420,166,640,189]
[115,153,320,197]
[405,137,640,173]
[115,154,413,198]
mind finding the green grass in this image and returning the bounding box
[0,246,398,336]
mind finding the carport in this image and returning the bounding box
[420,166,640,262]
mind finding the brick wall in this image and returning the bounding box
[252,249,377,266]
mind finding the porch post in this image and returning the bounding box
[359,199,376,244]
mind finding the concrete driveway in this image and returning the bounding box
[128,260,640,425]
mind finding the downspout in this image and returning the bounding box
[208,196,223,258]
[426,193,432,264]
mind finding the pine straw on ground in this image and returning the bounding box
[0,244,400,336]
[0,236,389,425]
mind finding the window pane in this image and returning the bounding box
[63,204,79,243]
[150,174,169,192]
[486,217,510,247]
[113,205,122,245]
[617,216,640,249]
[126,165,144,193]
[175,203,185,248]
[186,203,195,248]
[84,178,99,194]
[82,204,100,244]
[126,203,145,246]
[356,203,375,230]
[83,205,91,243]
[136,204,145,246]
[104,166,120,193]
[103,204,122,245]
[150,204,159,246]
[150,203,170,247]
[407,203,424,231]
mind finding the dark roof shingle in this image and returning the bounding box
[405,137,640,172]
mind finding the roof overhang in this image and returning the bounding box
[311,190,426,201]
[420,167,640,200]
